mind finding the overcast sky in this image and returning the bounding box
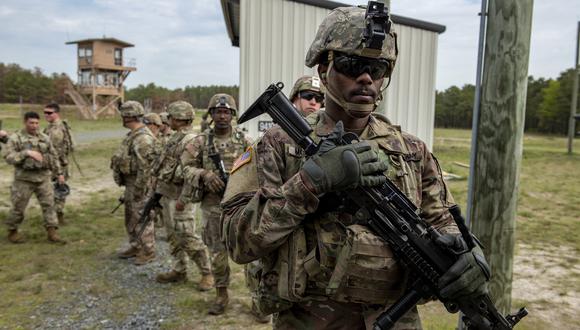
[0,0,578,91]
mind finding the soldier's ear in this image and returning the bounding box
[318,65,328,85]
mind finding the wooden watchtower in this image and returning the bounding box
[65,37,136,119]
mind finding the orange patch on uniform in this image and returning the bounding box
[231,147,252,174]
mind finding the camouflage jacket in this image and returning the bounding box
[110,125,157,190]
[159,129,174,147]
[44,119,74,168]
[4,129,62,182]
[181,127,252,210]
[152,126,197,200]
[221,111,459,304]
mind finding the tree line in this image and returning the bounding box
[1,62,577,135]
[435,68,578,135]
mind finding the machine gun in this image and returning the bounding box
[238,82,528,330]
[134,192,163,241]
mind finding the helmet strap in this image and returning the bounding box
[324,56,377,118]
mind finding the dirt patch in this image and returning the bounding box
[513,243,580,325]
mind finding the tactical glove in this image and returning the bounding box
[300,138,387,195]
[437,234,491,301]
[203,170,226,194]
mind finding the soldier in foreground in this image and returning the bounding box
[110,101,157,265]
[289,75,325,117]
[221,5,490,329]
[181,94,253,316]
[4,111,65,244]
[152,101,214,291]
[43,103,74,225]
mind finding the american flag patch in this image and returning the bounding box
[231,147,252,174]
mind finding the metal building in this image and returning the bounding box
[220,0,445,147]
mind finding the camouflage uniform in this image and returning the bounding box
[152,101,211,278]
[221,5,459,329]
[4,129,62,230]
[43,119,73,221]
[181,126,252,288]
[110,102,157,257]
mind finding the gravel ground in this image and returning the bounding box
[28,236,184,330]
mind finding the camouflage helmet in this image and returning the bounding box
[289,75,326,101]
[305,5,397,69]
[159,112,170,125]
[119,101,145,117]
[167,101,195,121]
[208,93,237,115]
[143,113,162,126]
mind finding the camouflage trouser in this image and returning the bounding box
[274,300,422,330]
[201,207,230,288]
[5,178,58,230]
[53,165,68,217]
[124,184,155,254]
[160,196,211,275]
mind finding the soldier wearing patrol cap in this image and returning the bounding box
[221,2,491,329]
[289,75,325,117]
[151,101,214,291]
[110,101,157,265]
[4,111,66,244]
[181,93,253,315]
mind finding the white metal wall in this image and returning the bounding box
[239,0,439,148]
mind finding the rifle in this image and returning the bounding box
[134,192,163,241]
[111,196,125,214]
[238,82,528,330]
[208,152,229,187]
[62,121,84,177]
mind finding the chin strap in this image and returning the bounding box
[324,52,388,119]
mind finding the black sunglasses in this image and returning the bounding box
[299,91,324,103]
[43,111,55,115]
[332,53,390,80]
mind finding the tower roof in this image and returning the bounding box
[66,37,134,48]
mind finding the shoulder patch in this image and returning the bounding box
[231,146,253,174]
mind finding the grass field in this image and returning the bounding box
[0,107,578,329]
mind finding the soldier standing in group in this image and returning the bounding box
[43,103,74,225]
[159,112,174,146]
[152,101,214,291]
[143,113,163,138]
[4,111,65,244]
[110,101,157,265]
[221,4,490,329]
[181,94,253,316]
[289,75,325,117]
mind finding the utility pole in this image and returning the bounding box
[567,22,580,154]
[468,0,533,315]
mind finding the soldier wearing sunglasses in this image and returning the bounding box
[289,75,325,117]
[222,3,490,329]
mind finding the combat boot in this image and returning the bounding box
[117,246,139,259]
[156,270,187,283]
[208,287,229,315]
[134,251,155,266]
[7,229,25,244]
[47,227,66,244]
[250,301,271,324]
[197,273,215,292]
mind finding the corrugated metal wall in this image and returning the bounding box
[239,0,439,148]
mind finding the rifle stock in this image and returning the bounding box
[239,83,528,330]
[135,192,163,240]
